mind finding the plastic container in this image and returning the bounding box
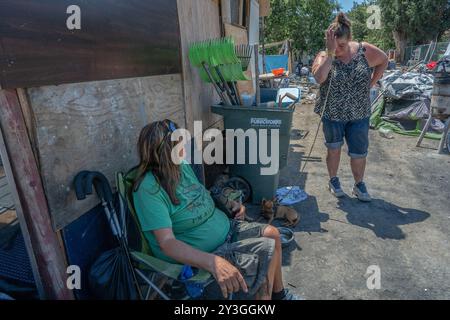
[211,103,296,203]
[272,68,285,77]
[241,93,255,107]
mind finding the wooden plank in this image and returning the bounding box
[0,0,181,88]
[245,0,251,29]
[254,44,260,105]
[259,71,290,81]
[16,88,40,169]
[0,89,73,299]
[221,0,232,24]
[224,23,248,45]
[177,0,222,134]
[28,74,185,230]
[259,0,271,17]
[238,0,245,26]
[289,50,293,74]
[263,40,286,49]
[236,69,255,99]
[248,0,259,90]
[230,0,238,24]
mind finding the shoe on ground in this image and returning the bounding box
[352,182,372,202]
[274,289,305,300]
[328,177,345,198]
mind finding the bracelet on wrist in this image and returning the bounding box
[326,49,335,58]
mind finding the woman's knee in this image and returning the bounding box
[263,225,280,241]
[327,147,341,156]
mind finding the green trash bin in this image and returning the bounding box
[211,103,296,204]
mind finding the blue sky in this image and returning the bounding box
[339,0,365,12]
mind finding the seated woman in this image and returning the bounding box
[132,120,300,300]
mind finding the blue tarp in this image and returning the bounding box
[259,54,289,73]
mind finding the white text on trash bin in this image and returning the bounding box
[170,121,280,175]
[250,117,282,127]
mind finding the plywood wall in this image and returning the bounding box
[177,0,223,134]
[27,74,185,230]
[0,0,180,89]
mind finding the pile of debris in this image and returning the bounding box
[370,69,446,140]
[380,71,434,100]
[289,74,319,104]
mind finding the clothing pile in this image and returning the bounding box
[370,70,445,140]
[275,186,308,205]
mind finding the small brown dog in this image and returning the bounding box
[261,198,299,227]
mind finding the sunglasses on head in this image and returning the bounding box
[156,119,177,153]
[163,119,177,133]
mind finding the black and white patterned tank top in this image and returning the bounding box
[314,43,373,121]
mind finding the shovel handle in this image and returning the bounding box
[202,62,232,105]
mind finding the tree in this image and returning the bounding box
[264,0,338,56]
[347,0,394,51]
[379,0,450,62]
[295,0,340,54]
[347,1,371,43]
[264,0,300,53]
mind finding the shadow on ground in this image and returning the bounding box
[280,144,330,235]
[334,196,431,240]
[284,135,431,241]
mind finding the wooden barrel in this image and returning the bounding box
[431,72,450,118]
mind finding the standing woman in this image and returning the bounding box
[312,12,388,201]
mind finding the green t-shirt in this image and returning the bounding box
[132,160,230,263]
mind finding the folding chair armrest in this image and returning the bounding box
[130,251,212,283]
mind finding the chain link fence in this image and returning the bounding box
[404,42,449,65]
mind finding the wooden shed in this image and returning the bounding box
[0,0,268,299]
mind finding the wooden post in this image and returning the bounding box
[288,40,293,74]
[16,88,40,169]
[261,16,266,74]
[221,0,231,24]
[0,89,74,300]
[254,44,260,105]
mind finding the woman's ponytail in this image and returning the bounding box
[331,12,352,39]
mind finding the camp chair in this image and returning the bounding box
[115,169,214,300]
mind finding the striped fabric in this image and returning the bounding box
[315,43,373,121]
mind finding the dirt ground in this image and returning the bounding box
[250,99,450,300]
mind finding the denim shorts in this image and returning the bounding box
[322,117,370,158]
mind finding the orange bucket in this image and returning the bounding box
[272,68,285,76]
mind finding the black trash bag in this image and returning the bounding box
[88,246,139,300]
